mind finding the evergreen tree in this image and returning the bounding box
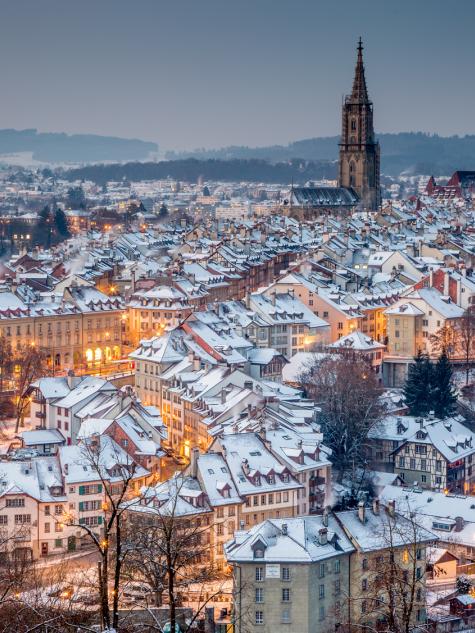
[158,203,169,218]
[403,350,434,416]
[54,208,71,238]
[432,350,457,419]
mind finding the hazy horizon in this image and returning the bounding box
[2,0,475,151]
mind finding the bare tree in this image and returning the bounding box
[62,435,142,632]
[124,474,229,633]
[299,355,382,481]
[429,323,458,359]
[13,344,50,433]
[457,305,475,385]
[0,336,14,394]
[343,503,434,633]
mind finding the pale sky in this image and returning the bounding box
[0,0,474,150]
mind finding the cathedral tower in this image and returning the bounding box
[338,38,380,210]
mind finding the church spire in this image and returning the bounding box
[351,37,369,102]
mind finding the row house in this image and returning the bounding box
[225,501,433,633]
[0,284,124,372]
[127,285,192,346]
[0,436,148,561]
[29,374,166,449]
[384,286,465,386]
[368,414,475,493]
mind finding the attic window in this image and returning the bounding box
[397,425,405,435]
[267,474,275,484]
[221,467,227,473]
[250,451,261,457]
[208,469,215,475]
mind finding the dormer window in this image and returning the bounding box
[397,425,405,435]
[267,474,275,485]
[254,476,261,486]
[252,538,267,559]
[281,473,289,483]
[416,431,425,440]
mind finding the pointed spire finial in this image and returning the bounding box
[351,37,369,103]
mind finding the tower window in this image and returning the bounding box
[351,119,357,131]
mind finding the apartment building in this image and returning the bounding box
[127,285,192,346]
[224,515,354,632]
[0,284,124,372]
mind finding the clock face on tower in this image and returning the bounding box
[338,39,380,211]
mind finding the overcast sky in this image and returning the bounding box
[1,0,474,151]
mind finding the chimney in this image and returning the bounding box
[190,447,200,478]
[271,291,276,306]
[387,499,396,518]
[281,522,288,536]
[66,369,75,390]
[318,527,328,545]
[64,463,68,475]
[322,506,330,527]
[372,498,380,515]
[358,501,366,524]
[455,516,465,532]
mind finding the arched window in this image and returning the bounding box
[349,161,356,187]
[351,119,357,131]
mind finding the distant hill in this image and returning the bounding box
[65,158,336,186]
[166,132,475,177]
[0,129,157,164]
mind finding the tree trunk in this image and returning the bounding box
[112,522,121,630]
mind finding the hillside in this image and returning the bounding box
[166,132,475,177]
[0,129,157,164]
[65,158,336,186]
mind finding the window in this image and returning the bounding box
[44,522,50,533]
[14,515,31,524]
[6,498,25,508]
[282,588,290,602]
[255,588,264,603]
[254,548,264,559]
[319,584,325,599]
[362,578,368,591]
[281,608,291,623]
[335,579,341,595]
[421,459,427,471]
[436,460,442,471]
[334,559,341,573]
[282,567,290,581]
[362,558,368,571]
[55,522,63,533]
[319,606,325,621]
[398,457,405,468]
[255,567,264,582]
[0,516,7,525]
[44,505,50,516]
[255,611,264,625]
[319,563,325,578]
[361,600,367,614]
[55,539,63,548]
[217,524,224,536]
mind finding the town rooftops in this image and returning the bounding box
[224,516,355,563]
